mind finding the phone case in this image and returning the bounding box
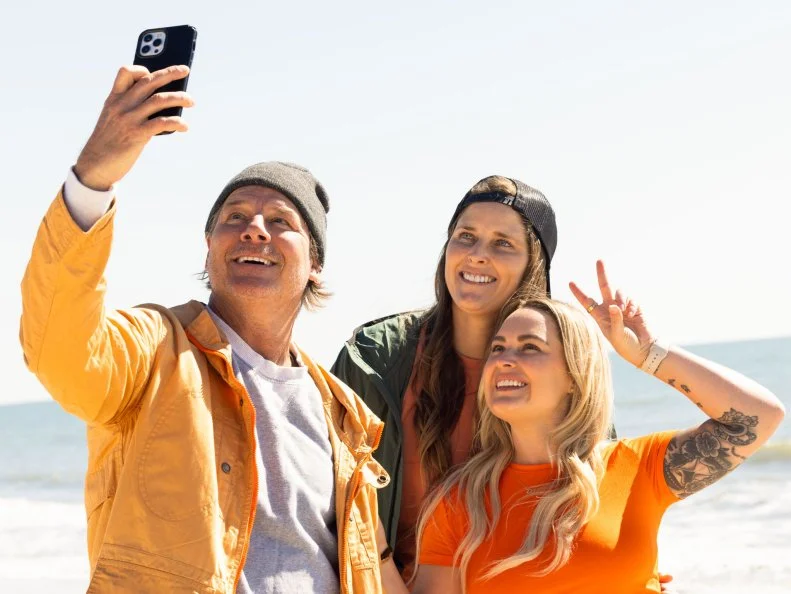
[133,25,197,123]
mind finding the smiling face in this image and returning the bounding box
[444,202,531,320]
[483,307,573,428]
[205,185,320,311]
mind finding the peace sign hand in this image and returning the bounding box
[569,260,656,368]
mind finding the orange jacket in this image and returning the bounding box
[20,194,389,593]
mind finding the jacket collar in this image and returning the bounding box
[171,300,383,453]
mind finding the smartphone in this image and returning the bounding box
[133,25,197,129]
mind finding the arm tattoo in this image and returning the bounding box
[663,408,759,498]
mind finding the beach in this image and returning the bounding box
[1,336,788,593]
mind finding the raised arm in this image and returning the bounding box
[652,346,782,497]
[570,261,785,499]
[19,65,194,424]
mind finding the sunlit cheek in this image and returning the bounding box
[500,263,525,292]
[443,253,459,286]
[443,248,457,271]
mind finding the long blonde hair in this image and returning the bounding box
[415,298,614,590]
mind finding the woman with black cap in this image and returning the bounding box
[331,175,557,579]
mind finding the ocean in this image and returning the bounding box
[1,337,789,593]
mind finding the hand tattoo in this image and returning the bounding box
[664,408,759,498]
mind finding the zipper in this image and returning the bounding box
[370,420,385,453]
[186,333,259,592]
[346,346,402,547]
[334,377,386,592]
[338,429,390,594]
[339,452,367,593]
[188,334,386,592]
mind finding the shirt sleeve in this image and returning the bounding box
[418,493,464,567]
[63,167,115,231]
[625,430,681,509]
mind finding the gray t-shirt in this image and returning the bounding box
[209,312,339,594]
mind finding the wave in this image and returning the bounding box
[749,440,791,464]
[0,471,83,489]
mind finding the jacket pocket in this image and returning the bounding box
[138,393,216,520]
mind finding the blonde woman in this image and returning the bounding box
[411,261,785,593]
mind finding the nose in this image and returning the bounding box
[241,214,270,243]
[467,242,488,264]
[496,351,516,368]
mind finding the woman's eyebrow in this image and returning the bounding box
[518,334,549,345]
[457,225,520,240]
[491,333,549,345]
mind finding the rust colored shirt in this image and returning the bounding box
[395,334,483,578]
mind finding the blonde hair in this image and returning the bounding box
[415,298,613,591]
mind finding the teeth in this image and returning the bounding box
[462,272,495,284]
[496,379,526,388]
[237,256,274,265]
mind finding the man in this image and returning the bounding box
[20,64,393,593]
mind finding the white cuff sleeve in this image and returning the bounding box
[63,167,115,231]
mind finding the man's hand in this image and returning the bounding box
[74,65,194,190]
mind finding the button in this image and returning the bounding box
[221,462,231,474]
[377,475,388,485]
[239,398,244,406]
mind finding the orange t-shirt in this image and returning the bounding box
[396,343,483,577]
[419,432,680,593]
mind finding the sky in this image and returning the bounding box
[1,1,790,406]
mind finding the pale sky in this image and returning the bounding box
[2,1,790,406]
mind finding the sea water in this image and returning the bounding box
[1,337,789,593]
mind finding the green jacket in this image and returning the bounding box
[331,311,424,551]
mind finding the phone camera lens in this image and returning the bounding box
[141,45,150,54]
[153,38,163,47]
[143,34,153,42]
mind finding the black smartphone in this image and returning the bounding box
[133,25,197,127]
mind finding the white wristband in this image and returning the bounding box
[640,340,669,375]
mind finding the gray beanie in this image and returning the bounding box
[205,161,330,266]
